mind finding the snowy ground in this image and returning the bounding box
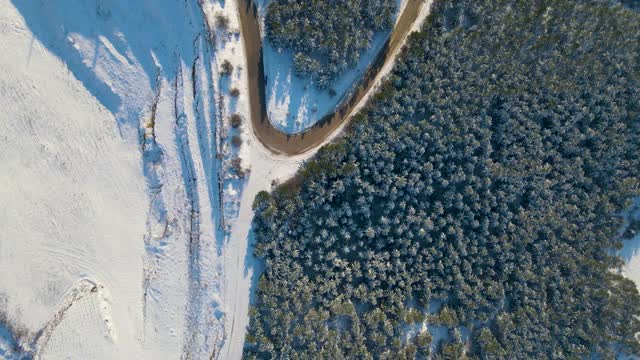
[0,3,149,358]
[623,237,640,288]
[198,2,307,358]
[258,0,408,134]
[0,0,253,358]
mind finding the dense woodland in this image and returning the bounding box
[246,0,640,358]
[264,0,396,88]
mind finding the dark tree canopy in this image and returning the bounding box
[246,0,640,358]
[265,0,396,88]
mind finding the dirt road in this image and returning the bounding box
[237,0,428,155]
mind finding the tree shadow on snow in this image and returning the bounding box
[12,0,205,129]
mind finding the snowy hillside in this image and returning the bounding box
[0,1,149,357]
[0,0,263,358]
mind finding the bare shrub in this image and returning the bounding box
[221,60,233,76]
[230,114,242,128]
[215,13,230,30]
[231,157,245,177]
[231,135,242,147]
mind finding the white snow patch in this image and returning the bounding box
[203,4,310,357]
[35,280,117,360]
[619,198,640,291]
[622,236,640,288]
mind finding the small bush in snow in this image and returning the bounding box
[215,13,229,30]
[231,157,245,177]
[230,114,242,128]
[221,60,234,76]
[231,135,242,147]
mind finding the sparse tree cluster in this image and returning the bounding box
[245,0,640,359]
[265,0,396,88]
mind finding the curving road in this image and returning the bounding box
[220,1,431,359]
[237,0,429,156]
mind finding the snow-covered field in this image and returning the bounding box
[0,0,260,358]
[218,145,302,359]
[0,3,150,358]
[258,0,408,133]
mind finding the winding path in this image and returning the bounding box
[237,0,429,155]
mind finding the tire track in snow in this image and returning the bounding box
[139,67,175,347]
[174,67,205,360]
[32,279,114,360]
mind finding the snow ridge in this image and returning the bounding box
[33,280,116,360]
